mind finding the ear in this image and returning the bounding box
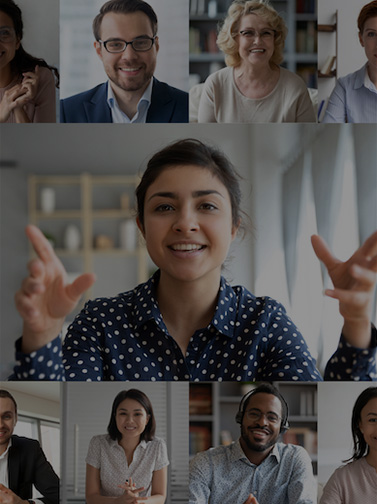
[231,218,241,241]
[15,38,21,51]
[359,31,365,47]
[154,35,159,53]
[136,217,145,237]
[94,41,103,60]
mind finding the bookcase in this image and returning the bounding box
[28,174,149,320]
[189,382,318,474]
[189,0,317,88]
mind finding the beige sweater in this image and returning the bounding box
[198,66,316,123]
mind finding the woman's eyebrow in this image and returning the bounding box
[366,412,377,417]
[147,190,224,202]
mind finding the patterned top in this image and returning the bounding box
[319,457,377,504]
[13,272,377,381]
[86,434,168,497]
[322,64,377,123]
[189,440,317,504]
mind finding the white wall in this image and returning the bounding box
[1,382,61,421]
[318,0,368,104]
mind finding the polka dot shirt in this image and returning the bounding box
[14,272,377,381]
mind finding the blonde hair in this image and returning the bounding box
[217,0,287,67]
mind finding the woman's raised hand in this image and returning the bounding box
[21,65,40,102]
[15,225,96,353]
[312,230,377,348]
[243,493,259,504]
[0,83,29,122]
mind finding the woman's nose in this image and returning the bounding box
[172,209,199,232]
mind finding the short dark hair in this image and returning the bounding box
[0,0,59,86]
[358,1,377,33]
[348,387,377,461]
[0,389,18,415]
[107,389,156,442]
[136,138,243,231]
[237,383,288,426]
[93,0,158,40]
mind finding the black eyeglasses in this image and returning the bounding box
[245,409,282,424]
[99,36,156,53]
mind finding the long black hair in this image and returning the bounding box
[347,387,377,461]
[0,0,59,87]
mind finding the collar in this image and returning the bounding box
[0,438,12,460]
[235,439,280,464]
[132,271,238,339]
[363,65,377,93]
[106,79,153,122]
[109,435,148,450]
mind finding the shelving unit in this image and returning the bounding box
[318,11,338,79]
[189,0,318,87]
[28,174,149,307]
[189,382,318,473]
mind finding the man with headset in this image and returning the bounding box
[189,383,316,504]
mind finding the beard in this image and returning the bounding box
[241,424,279,452]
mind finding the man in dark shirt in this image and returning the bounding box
[0,390,59,504]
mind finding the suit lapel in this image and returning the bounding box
[7,438,20,493]
[147,78,174,123]
[83,82,112,123]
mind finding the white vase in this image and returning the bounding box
[120,219,137,251]
[64,225,81,251]
[40,188,55,213]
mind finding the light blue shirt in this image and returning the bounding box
[189,440,317,504]
[322,64,377,123]
[106,79,152,123]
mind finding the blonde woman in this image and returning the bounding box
[198,0,315,123]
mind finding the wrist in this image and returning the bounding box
[21,323,63,353]
[342,318,371,348]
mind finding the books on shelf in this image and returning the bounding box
[320,56,336,76]
[283,427,317,457]
[189,425,212,454]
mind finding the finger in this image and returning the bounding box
[27,258,46,279]
[14,291,41,319]
[25,225,57,263]
[21,276,46,296]
[132,486,144,494]
[358,229,377,260]
[349,264,377,290]
[311,235,340,271]
[325,288,372,309]
[65,273,95,302]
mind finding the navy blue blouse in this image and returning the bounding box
[14,272,377,381]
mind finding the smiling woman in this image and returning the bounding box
[197,0,316,123]
[86,389,168,504]
[11,138,377,382]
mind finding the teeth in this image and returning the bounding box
[171,244,203,251]
[251,49,265,53]
[120,68,139,72]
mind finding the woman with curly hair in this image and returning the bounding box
[198,0,316,123]
[0,0,59,122]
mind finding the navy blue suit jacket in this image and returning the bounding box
[60,77,188,123]
[8,435,59,504]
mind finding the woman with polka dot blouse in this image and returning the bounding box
[86,389,168,504]
[13,139,377,381]
[320,387,377,504]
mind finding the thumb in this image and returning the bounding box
[66,273,96,302]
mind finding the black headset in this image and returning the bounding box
[235,386,290,434]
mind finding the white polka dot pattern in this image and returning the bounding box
[13,272,377,381]
[86,435,169,497]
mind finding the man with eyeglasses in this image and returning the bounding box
[0,390,59,504]
[60,0,188,123]
[189,383,316,504]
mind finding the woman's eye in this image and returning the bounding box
[199,202,217,210]
[367,31,377,37]
[155,204,174,212]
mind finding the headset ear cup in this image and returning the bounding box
[280,420,290,434]
[235,411,243,424]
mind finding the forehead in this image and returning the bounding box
[363,16,377,30]
[99,11,154,39]
[245,392,282,415]
[145,165,231,199]
[239,13,271,29]
[0,11,14,27]
[117,397,145,412]
[0,397,16,415]
[360,396,377,416]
